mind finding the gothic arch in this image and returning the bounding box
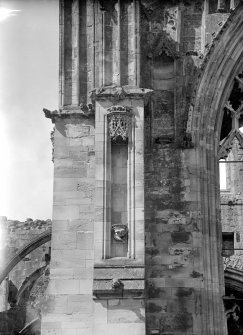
[182,4,243,334]
[190,3,243,144]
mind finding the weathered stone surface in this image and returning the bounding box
[40,1,243,334]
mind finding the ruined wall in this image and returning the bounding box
[0,217,51,334]
[6,218,51,289]
[0,217,51,290]
[141,1,232,333]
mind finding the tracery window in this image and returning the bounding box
[219,71,243,333]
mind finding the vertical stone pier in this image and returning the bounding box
[41,109,95,334]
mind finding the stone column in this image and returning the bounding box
[60,0,93,107]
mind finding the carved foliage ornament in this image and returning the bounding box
[107,105,132,143]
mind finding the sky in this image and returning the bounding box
[0,0,58,221]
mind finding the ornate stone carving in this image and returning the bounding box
[108,114,130,142]
[107,105,132,143]
[111,224,128,242]
[152,31,182,60]
[107,105,131,113]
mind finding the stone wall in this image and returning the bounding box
[6,218,51,290]
[41,116,96,334]
[0,216,51,334]
[42,1,243,334]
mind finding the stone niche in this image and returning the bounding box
[91,86,149,300]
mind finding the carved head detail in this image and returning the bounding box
[111,224,128,242]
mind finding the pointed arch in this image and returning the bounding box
[190,3,243,145]
[182,4,243,334]
[0,229,51,285]
[188,3,243,146]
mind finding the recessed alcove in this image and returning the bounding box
[92,88,148,300]
[110,142,128,257]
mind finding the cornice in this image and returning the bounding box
[90,85,153,102]
[43,105,95,123]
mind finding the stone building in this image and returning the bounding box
[41,0,243,334]
[2,0,243,334]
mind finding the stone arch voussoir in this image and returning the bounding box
[190,3,243,147]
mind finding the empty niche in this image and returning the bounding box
[110,142,128,257]
[107,106,132,258]
[152,52,174,91]
[151,51,175,139]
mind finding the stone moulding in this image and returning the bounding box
[89,85,153,103]
[186,4,242,141]
[150,31,182,60]
[93,264,144,300]
[43,105,95,123]
[225,267,243,293]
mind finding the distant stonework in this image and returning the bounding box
[0,216,51,334]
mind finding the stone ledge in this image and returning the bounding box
[94,268,144,280]
[93,264,144,300]
[43,106,95,123]
[93,279,144,300]
[90,85,153,102]
[94,258,144,267]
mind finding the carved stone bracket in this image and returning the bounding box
[43,105,95,123]
[111,278,124,290]
[93,264,144,300]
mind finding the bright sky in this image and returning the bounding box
[0,0,58,221]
